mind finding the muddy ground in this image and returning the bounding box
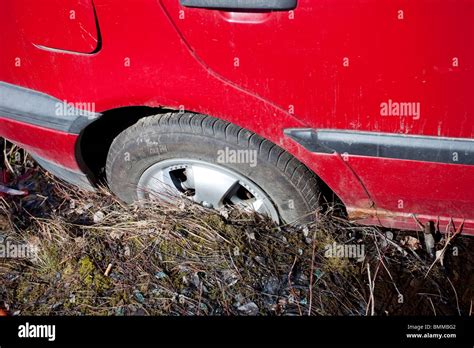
[0,141,472,316]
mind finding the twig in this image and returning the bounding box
[424,220,463,278]
[104,263,113,277]
[366,263,375,316]
[446,277,461,316]
[411,214,425,231]
[374,230,408,257]
[197,282,203,316]
[288,255,302,316]
[308,233,317,316]
[427,297,437,316]
[3,141,15,175]
[372,232,402,297]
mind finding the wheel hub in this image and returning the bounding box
[137,159,280,223]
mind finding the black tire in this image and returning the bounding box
[106,112,321,224]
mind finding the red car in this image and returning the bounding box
[1,0,473,234]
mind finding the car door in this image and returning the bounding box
[162,0,474,229]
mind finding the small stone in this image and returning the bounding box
[133,290,145,303]
[237,302,259,315]
[155,271,167,280]
[93,211,105,223]
[222,270,239,287]
[51,302,62,310]
[302,226,310,237]
[190,273,201,288]
[314,269,324,280]
[219,209,229,219]
[263,276,280,295]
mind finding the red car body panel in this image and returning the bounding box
[13,0,99,54]
[1,0,473,234]
[0,119,79,170]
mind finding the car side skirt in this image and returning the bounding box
[0,81,100,134]
[284,129,474,166]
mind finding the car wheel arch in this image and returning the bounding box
[76,105,346,216]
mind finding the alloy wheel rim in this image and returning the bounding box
[137,158,280,223]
